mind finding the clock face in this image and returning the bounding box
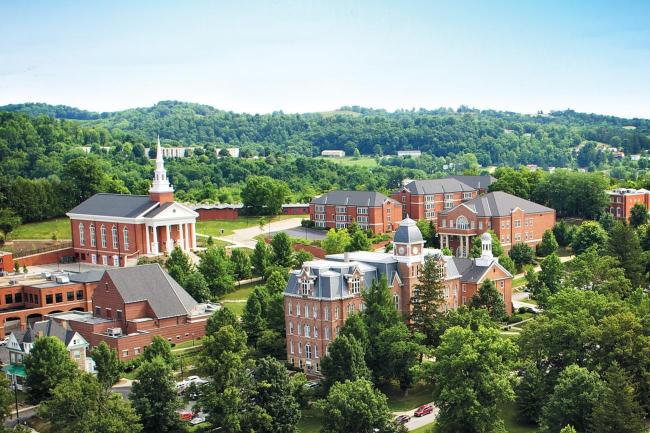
[413,247,419,254]
[398,246,405,255]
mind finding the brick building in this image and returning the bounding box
[392,178,478,223]
[606,188,650,222]
[284,218,512,372]
[48,264,216,360]
[448,175,495,194]
[191,204,243,221]
[309,190,402,234]
[437,191,556,257]
[67,138,199,267]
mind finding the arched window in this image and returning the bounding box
[290,340,294,354]
[456,216,469,230]
[111,226,118,249]
[89,224,96,247]
[78,223,85,246]
[123,227,129,250]
[289,322,294,335]
[393,294,400,310]
[100,225,107,248]
[305,343,312,359]
[288,302,293,315]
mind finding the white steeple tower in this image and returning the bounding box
[475,232,497,266]
[149,136,174,194]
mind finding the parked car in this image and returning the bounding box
[178,411,193,421]
[190,417,206,426]
[395,415,411,424]
[306,379,321,389]
[414,404,433,417]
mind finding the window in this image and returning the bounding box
[335,326,340,337]
[112,226,118,249]
[500,280,505,289]
[315,205,325,212]
[334,306,339,319]
[134,347,141,355]
[289,322,294,335]
[315,213,325,220]
[122,350,129,358]
[463,192,472,200]
[479,221,483,230]
[515,233,521,241]
[288,302,293,315]
[305,344,312,359]
[67,291,74,301]
[335,215,348,222]
[116,310,123,320]
[393,294,399,310]
[95,306,101,315]
[300,280,310,296]
[336,206,346,214]
[46,294,53,304]
[79,223,85,246]
[296,303,301,316]
[297,323,301,335]
[425,195,434,202]
[347,304,354,316]
[441,219,446,228]
[76,290,84,300]
[456,216,469,229]
[14,293,21,303]
[444,286,449,299]
[314,327,319,338]
[290,340,294,354]
[304,324,310,338]
[305,304,310,319]
[323,307,329,320]
[91,254,97,264]
[316,221,326,228]
[314,344,318,358]
[100,225,107,248]
[514,220,521,228]
[462,284,467,293]
[357,207,368,215]
[350,277,361,294]
[313,304,318,319]
[113,256,120,267]
[298,342,302,355]
[425,203,435,210]
[4,294,12,304]
[102,255,108,266]
[356,216,368,223]
[106,308,112,318]
[325,327,331,340]
[123,227,129,250]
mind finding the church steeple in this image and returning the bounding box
[149,136,174,203]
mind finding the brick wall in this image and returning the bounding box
[196,208,240,221]
[14,248,75,267]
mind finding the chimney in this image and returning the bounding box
[344,252,350,263]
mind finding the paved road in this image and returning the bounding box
[512,291,541,313]
[208,217,305,249]
[270,227,327,241]
[393,402,438,431]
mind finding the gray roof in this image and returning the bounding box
[312,190,396,207]
[12,320,80,351]
[142,201,173,218]
[444,191,554,217]
[400,178,475,195]
[448,175,496,190]
[393,217,424,244]
[68,193,157,218]
[69,270,105,283]
[105,264,198,318]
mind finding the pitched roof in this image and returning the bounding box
[401,178,475,195]
[12,320,81,350]
[105,264,198,319]
[68,193,157,218]
[142,201,174,218]
[312,190,396,207]
[448,175,496,190]
[69,270,105,283]
[445,191,554,217]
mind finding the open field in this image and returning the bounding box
[196,215,306,237]
[316,156,379,168]
[9,217,71,240]
[220,282,261,301]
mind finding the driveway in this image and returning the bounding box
[270,227,326,242]
[393,403,438,431]
[208,217,305,249]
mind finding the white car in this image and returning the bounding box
[190,416,206,425]
[186,376,208,386]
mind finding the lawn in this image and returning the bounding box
[316,156,378,168]
[196,215,305,237]
[411,423,435,433]
[222,301,246,317]
[220,282,261,301]
[297,407,322,433]
[512,276,527,289]
[501,401,538,433]
[9,217,71,240]
[383,381,434,412]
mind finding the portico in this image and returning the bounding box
[439,233,473,258]
[145,221,197,255]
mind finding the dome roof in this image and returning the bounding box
[481,232,492,242]
[393,217,424,244]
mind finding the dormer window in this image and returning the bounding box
[300,280,310,296]
[350,277,361,294]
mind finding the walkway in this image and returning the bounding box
[198,217,305,249]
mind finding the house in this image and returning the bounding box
[47,264,217,360]
[283,218,512,372]
[320,150,345,158]
[67,138,199,266]
[282,203,310,215]
[396,150,422,157]
[392,178,478,224]
[310,190,402,234]
[4,319,91,389]
[606,188,650,222]
[437,191,556,256]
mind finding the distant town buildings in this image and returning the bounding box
[67,138,199,267]
[396,150,421,157]
[309,190,402,234]
[320,150,346,158]
[606,188,650,221]
[283,219,512,372]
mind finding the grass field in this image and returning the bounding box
[220,282,261,301]
[382,382,434,412]
[223,301,246,317]
[196,215,305,237]
[10,217,71,240]
[317,156,379,168]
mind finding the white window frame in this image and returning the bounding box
[350,278,361,294]
[79,223,85,246]
[123,227,129,250]
[357,207,368,215]
[112,225,118,249]
[336,206,346,214]
[100,225,107,248]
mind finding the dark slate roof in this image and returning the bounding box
[444,257,474,279]
[69,270,105,283]
[448,175,496,190]
[393,217,424,244]
[312,190,395,207]
[12,320,79,351]
[68,193,157,218]
[444,191,554,217]
[401,178,475,195]
[285,261,377,299]
[105,264,198,318]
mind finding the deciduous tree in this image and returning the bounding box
[322,229,351,254]
[25,337,78,403]
[470,279,506,321]
[130,357,181,433]
[571,221,608,255]
[270,232,293,268]
[537,229,559,257]
[630,203,648,228]
[321,335,371,390]
[90,341,122,389]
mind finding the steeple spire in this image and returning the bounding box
[149,136,174,201]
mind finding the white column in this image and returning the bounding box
[145,225,150,254]
[192,223,197,250]
[152,225,158,254]
[166,225,172,253]
[183,223,189,251]
[179,223,185,252]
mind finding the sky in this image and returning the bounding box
[1,0,649,118]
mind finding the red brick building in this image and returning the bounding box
[310,190,402,234]
[437,191,556,256]
[606,188,650,222]
[48,264,216,360]
[191,204,243,221]
[284,218,512,373]
[67,138,198,266]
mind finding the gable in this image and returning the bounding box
[478,262,512,283]
[144,202,198,221]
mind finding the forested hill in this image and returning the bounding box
[2,101,650,167]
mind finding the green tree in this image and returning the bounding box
[318,379,405,433]
[509,243,536,270]
[242,287,269,348]
[293,249,313,267]
[200,324,248,392]
[565,247,632,298]
[540,365,604,433]
[590,364,645,433]
[0,375,13,428]
[241,176,290,215]
[347,230,371,251]
[265,269,288,295]
[553,220,576,247]
[90,341,122,389]
[559,427,577,433]
[374,323,422,392]
[537,229,559,257]
[321,335,371,390]
[39,373,141,433]
[205,307,239,335]
[430,326,517,433]
[499,254,517,275]
[416,219,439,248]
[629,203,648,228]
[252,239,271,276]
[130,357,181,433]
[270,232,294,268]
[515,361,546,424]
[607,222,645,288]
[165,246,192,285]
[322,228,351,254]
[62,155,108,204]
[470,279,506,321]
[0,208,21,240]
[538,253,564,294]
[231,248,252,280]
[571,221,608,255]
[409,254,446,347]
[24,336,78,403]
[183,271,211,302]
[198,246,235,296]
[142,335,175,366]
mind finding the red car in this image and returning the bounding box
[414,404,433,417]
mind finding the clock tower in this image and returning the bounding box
[392,217,425,313]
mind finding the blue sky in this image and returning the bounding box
[1,0,649,117]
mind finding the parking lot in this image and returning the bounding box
[270,227,327,241]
